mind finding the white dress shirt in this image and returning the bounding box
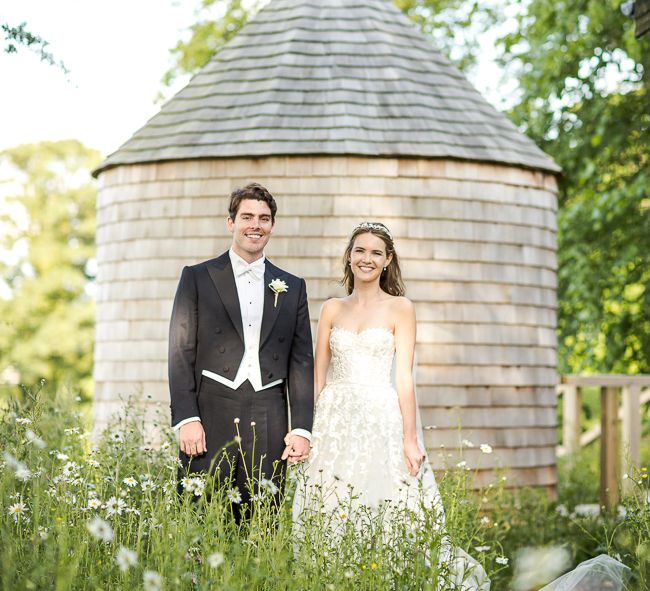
[175,249,311,441]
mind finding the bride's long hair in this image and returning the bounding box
[341,222,405,297]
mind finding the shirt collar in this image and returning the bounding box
[229,248,265,278]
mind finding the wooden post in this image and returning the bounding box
[562,385,581,458]
[600,387,619,513]
[621,385,641,495]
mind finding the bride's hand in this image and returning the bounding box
[403,439,424,476]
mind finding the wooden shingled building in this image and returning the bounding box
[93,0,561,490]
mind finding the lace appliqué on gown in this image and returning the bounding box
[292,326,490,590]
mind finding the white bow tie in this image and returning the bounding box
[233,257,265,281]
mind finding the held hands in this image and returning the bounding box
[282,434,310,464]
[179,421,207,457]
[403,438,424,476]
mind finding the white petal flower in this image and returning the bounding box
[25,429,46,448]
[479,443,493,454]
[474,545,490,552]
[462,439,475,448]
[87,498,102,510]
[87,516,114,542]
[62,462,80,477]
[105,496,126,517]
[496,556,509,565]
[15,417,32,425]
[512,546,571,591]
[456,460,467,468]
[8,501,28,522]
[86,459,100,468]
[207,551,224,568]
[260,478,279,496]
[15,464,32,481]
[573,504,600,518]
[227,487,242,504]
[123,477,138,487]
[116,546,138,572]
[143,570,163,591]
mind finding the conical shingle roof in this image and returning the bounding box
[94,0,559,176]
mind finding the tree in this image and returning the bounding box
[2,22,68,73]
[498,0,650,373]
[0,141,99,399]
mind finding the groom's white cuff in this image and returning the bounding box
[174,420,311,443]
[173,416,201,431]
[289,428,311,442]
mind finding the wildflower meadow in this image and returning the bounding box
[1,385,648,590]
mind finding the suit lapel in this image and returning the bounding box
[206,253,245,343]
[260,261,285,347]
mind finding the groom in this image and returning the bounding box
[168,183,313,515]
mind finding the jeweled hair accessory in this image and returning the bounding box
[353,221,393,241]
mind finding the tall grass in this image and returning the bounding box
[1,386,647,590]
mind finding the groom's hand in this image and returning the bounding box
[281,434,310,464]
[179,421,207,456]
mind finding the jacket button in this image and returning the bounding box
[216,328,222,334]
[278,336,285,342]
[272,353,279,360]
[219,346,225,353]
[267,372,273,378]
[223,367,230,373]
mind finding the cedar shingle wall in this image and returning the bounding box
[94,155,558,488]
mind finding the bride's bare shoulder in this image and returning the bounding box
[320,297,347,317]
[388,296,415,320]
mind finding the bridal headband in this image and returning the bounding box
[352,221,394,241]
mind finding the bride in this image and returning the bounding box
[292,222,490,590]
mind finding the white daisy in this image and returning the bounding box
[187,477,205,497]
[62,462,80,477]
[461,439,475,448]
[8,501,28,522]
[227,487,242,504]
[207,551,224,568]
[143,570,163,591]
[25,429,46,449]
[480,443,493,454]
[496,556,509,565]
[474,545,490,552]
[86,459,100,468]
[105,496,126,517]
[115,546,137,572]
[123,477,138,487]
[87,498,102,510]
[260,478,279,496]
[86,516,114,542]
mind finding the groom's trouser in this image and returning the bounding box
[179,378,288,517]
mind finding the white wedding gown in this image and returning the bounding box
[292,326,490,590]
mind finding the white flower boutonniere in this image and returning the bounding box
[269,278,289,307]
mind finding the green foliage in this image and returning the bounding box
[2,22,68,73]
[161,0,265,88]
[0,141,100,400]
[2,389,649,589]
[497,0,650,373]
[393,0,501,71]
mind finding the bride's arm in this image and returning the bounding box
[394,298,423,476]
[313,299,335,401]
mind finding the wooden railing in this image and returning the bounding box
[556,375,650,512]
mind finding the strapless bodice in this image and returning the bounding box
[328,326,395,386]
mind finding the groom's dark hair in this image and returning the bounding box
[228,183,277,223]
